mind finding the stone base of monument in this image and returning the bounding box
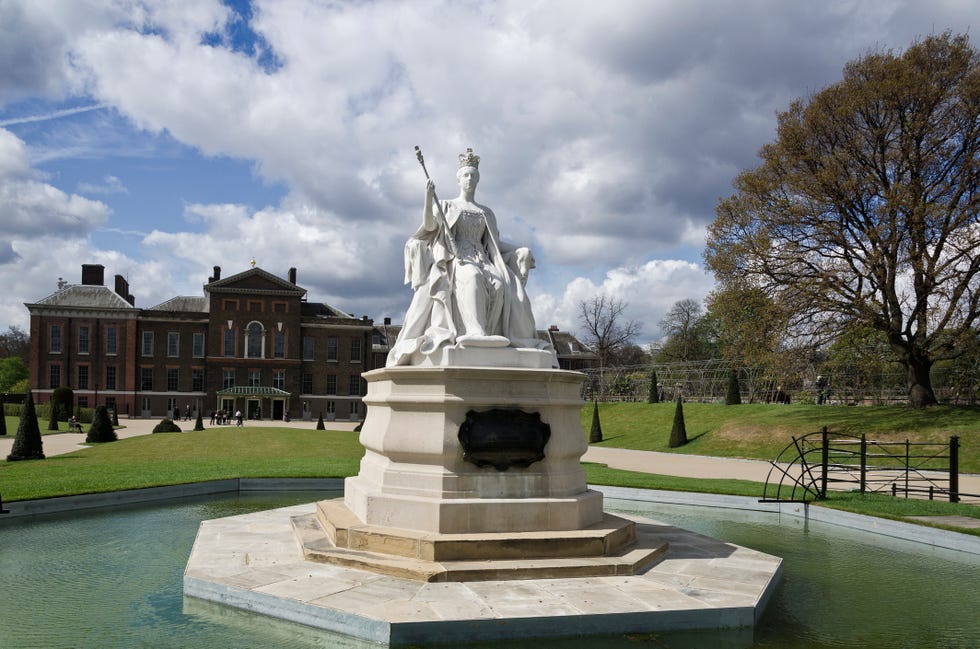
[183,354,782,645]
[290,498,668,582]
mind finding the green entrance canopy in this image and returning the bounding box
[216,386,291,397]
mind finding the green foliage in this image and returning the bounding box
[648,368,660,403]
[51,386,74,421]
[7,392,44,461]
[316,412,325,430]
[669,397,688,448]
[47,404,59,431]
[0,356,28,392]
[725,369,742,405]
[86,405,117,443]
[194,411,205,431]
[152,418,182,433]
[0,405,7,436]
[589,401,603,443]
[8,377,29,393]
[706,32,980,407]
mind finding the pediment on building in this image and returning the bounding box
[205,267,306,297]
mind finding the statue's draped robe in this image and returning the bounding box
[387,199,546,366]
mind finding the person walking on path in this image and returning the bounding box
[235,409,243,427]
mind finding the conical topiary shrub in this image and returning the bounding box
[668,396,688,448]
[112,408,119,427]
[589,400,603,443]
[47,403,59,431]
[7,392,44,461]
[648,368,660,404]
[194,411,205,431]
[316,412,326,430]
[86,405,117,443]
[0,404,7,436]
[152,418,182,433]
[725,369,742,405]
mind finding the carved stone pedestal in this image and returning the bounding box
[343,354,604,535]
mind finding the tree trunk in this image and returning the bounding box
[906,356,938,408]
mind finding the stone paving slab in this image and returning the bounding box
[183,502,782,645]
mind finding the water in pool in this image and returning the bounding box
[0,491,976,648]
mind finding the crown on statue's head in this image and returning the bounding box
[458,147,480,169]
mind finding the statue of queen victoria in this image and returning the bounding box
[387,148,551,366]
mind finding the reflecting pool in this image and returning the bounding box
[0,491,976,648]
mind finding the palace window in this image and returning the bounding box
[223,329,235,357]
[192,369,204,392]
[222,370,235,390]
[49,364,61,389]
[326,374,337,395]
[192,332,205,358]
[302,337,314,361]
[246,322,264,358]
[78,326,90,354]
[167,332,179,357]
[167,368,179,391]
[50,325,62,353]
[140,367,153,391]
[327,336,338,361]
[273,369,286,390]
[350,339,361,363]
[349,374,360,396]
[301,373,313,394]
[78,365,89,390]
[105,326,117,355]
[273,330,285,358]
[248,370,261,387]
[105,366,117,390]
[142,331,154,356]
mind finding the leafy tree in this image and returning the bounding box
[8,377,29,394]
[7,392,44,461]
[86,405,117,443]
[0,357,28,392]
[589,401,602,443]
[578,295,642,371]
[51,386,73,422]
[706,33,980,408]
[607,343,650,368]
[668,396,688,448]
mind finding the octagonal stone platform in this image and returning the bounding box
[183,502,783,646]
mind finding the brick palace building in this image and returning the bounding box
[25,263,376,422]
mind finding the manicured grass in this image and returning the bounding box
[582,402,980,472]
[0,427,364,501]
[2,415,79,435]
[2,411,977,535]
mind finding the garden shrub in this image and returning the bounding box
[86,405,117,443]
[7,392,44,461]
[589,400,603,443]
[669,396,688,448]
[152,418,182,433]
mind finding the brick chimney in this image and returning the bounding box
[81,264,105,286]
[288,267,297,284]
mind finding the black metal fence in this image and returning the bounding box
[762,428,972,504]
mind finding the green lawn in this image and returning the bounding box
[0,427,364,501]
[581,401,980,472]
[2,405,978,534]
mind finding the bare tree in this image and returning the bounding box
[578,295,642,371]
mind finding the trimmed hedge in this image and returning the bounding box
[152,418,182,433]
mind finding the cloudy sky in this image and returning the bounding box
[2,0,979,345]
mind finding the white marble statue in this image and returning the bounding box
[387,148,550,366]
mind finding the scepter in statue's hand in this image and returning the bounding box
[414,146,458,256]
